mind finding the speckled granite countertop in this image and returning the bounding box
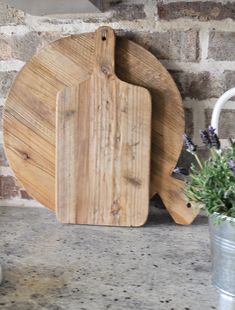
[0,206,217,310]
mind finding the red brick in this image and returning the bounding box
[109,4,146,21]
[224,71,235,94]
[20,190,33,200]
[118,29,199,62]
[158,1,235,21]
[0,144,8,167]
[0,175,33,200]
[170,71,224,100]
[0,176,21,199]
[11,31,65,61]
[208,31,235,61]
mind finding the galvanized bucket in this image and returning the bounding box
[210,87,235,308]
[209,213,235,309]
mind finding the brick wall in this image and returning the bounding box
[0,0,235,206]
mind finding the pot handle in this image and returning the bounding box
[211,87,235,134]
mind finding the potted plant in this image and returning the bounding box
[178,127,235,310]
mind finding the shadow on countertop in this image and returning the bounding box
[146,195,208,227]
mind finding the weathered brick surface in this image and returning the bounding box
[158,1,235,21]
[0,31,65,63]
[118,30,199,62]
[109,3,146,21]
[42,3,146,24]
[184,108,194,137]
[205,109,235,139]
[208,31,235,61]
[0,35,12,60]
[0,106,3,131]
[224,71,235,97]
[0,176,20,199]
[20,190,33,200]
[0,175,33,199]
[0,144,8,167]
[0,2,25,26]
[39,31,66,45]
[172,70,235,101]
[11,32,41,62]
[170,71,224,100]
[0,71,17,98]
[11,31,65,61]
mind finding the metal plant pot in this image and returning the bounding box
[210,88,235,309]
[209,213,235,309]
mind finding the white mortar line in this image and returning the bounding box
[193,105,206,144]
[26,10,156,33]
[144,0,157,25]
[0,59,233,75]
[24,14,235,33]
[221,139,231,149]
[183,99,235,109]
[201,99,235,109]
[0,60,25,72]
[25,11,111,25]
[162,0,232,4]
[0,98,5,106]
[0,167,13,176]
[155,18,235,32]
[0,199,43,208]
[0,10,233,35]
[199,29,209,61]
[0,25,30,35]
[26,19,99,33]
[161,60,235,74]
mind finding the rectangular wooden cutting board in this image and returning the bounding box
[56,27,152,226]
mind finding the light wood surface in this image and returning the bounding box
[3,29,197,224]
[56,27,151,226]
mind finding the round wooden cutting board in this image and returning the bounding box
[3,31,196,224]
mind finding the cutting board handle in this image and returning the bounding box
[94,26,115,77]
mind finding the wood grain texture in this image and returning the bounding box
[3,30,197,224]
[56,27,151,226]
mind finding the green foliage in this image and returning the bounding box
[185,143,235,218]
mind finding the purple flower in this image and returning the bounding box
[208,126,216,134]
[173,167,189,176]
[183,134,197,154]
[228,159,235,174]
[200,130,212,147]
[208,126,220,150]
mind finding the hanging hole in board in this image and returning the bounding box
[102,36,106,41]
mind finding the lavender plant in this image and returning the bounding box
[182,127,235,218]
